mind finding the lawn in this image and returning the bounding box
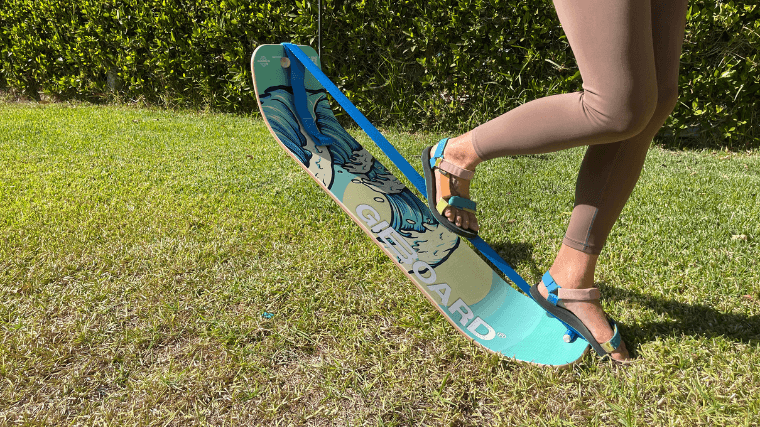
[1,101,758,426]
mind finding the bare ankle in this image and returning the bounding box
[445,132,482,170]
[548,245,599,290]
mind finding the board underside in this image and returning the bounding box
[252,44,587,366]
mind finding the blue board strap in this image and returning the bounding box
[282,43,426,194]
[284,47,334,146]
[281,42,532,295]
[471,237,531,294]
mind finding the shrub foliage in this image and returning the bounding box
[1,0,757,148]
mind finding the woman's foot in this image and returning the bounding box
[431,133,483,233]
[538,246,631,362]
[536,280,630,362]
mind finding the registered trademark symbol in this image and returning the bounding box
[496,332,507,339]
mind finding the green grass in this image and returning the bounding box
[1,101,759,426]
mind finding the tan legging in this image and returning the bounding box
[471,0,689,254]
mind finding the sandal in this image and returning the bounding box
[421,138,478,238]
[529,271,623,358]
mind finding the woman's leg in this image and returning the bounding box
[543,0,690,361]
[435,0,660,231]
[438,0,690,359]
[563,0,689,255]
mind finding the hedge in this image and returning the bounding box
[1,0,758,148]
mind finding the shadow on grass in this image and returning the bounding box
[600,283,760,353]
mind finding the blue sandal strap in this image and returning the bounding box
[435,197,477,216]
[429,138,449,169]
[447,196,476,213]
[542,271,561,305]
[600,321,622,353]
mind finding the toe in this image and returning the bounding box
[460,211,470,230]
[445,207,455,220]
[610,341,631,362]
[469,212,479,231]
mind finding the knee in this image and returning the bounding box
[617,85,680,139]
[584,84,658,140]
[585,81,680,141]
[653,84,679,121]
[620,84,681,137]
[606,89,659,139]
